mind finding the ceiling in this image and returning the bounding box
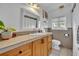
[39,3,74,18]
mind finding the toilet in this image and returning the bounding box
[52,39,61,50]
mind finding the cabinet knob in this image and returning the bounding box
[41,39,44,44]
[19,51,22,54]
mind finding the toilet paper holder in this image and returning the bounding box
[64,33,69,37]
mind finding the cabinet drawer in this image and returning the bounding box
[20,43,32,56]
[19,49,32,56]
[0,43,32,56]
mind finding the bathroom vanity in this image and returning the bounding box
[0,32,52,56]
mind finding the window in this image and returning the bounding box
[52,17,67,30]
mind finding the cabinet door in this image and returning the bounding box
[48,42,52,55]
[33,37,48,56]
[41,37,48,56]
[44,37,48,56]
[48,35,52,55]
[43,45,48,56]
[33,39,41,56]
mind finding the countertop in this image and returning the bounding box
[0,32,52,54]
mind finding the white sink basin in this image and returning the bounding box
[29,33,45,36]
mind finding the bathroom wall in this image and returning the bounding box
[0,3,39,30]
[51,28,73,49]
[47,12,73,49]
[0,3,22,30]
[48,12,72,28]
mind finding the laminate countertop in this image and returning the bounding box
[0,32,52,54]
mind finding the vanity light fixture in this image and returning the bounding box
[27,3,40,9]
[59,5,64,9]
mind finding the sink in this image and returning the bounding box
[29,33,45,36]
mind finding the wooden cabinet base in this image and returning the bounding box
[0,35,52,56]
[0,43,32,56]
[33,36,52,56]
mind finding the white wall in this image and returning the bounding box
[66,12,72,28]
[0,3,39,30]
[48,11,72,28]
[0,3,22,30]
[72,3,79,56]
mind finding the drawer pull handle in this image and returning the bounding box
[41,39,44,44]
[50,47,52,50]
[19,51,22,54]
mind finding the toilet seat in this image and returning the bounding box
[52,39,61,50]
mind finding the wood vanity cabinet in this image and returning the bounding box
[41,37,48,56]
[33,35,52,56]
[33,39,41,56]
[33,37,48,56]
[48,35,52,55]
[0,43,32,56]
[0,35,52,56]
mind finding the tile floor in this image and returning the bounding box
[49,47,72,56]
